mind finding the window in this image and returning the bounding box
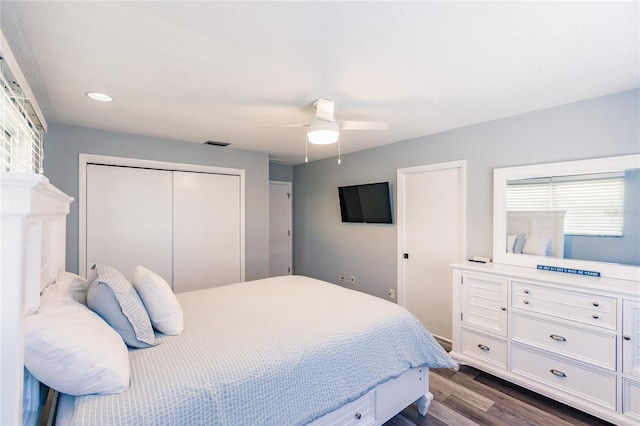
[1,57,44,174]
[507,173,625,236]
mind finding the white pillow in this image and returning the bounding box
[50,271,88,305]
[25,289,130,396]
[522,235,552,256]
[507,234,517,253]
[133,265,184,335]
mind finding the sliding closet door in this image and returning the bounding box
[173,171,241,293]
[86,164,173,283]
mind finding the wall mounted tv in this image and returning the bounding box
[338,182,393,224]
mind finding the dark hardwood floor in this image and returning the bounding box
[385,366,614,426]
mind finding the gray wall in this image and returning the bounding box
[293,90,640,300]
[269,163,294,182]
[44,124,270,281]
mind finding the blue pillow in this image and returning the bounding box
[87,264,155,348]
[513,234,527,254]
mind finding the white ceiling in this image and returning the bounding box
[1,1,638,165]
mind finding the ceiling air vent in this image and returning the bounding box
[204,140,230,147]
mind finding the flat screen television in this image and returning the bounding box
[338,182,393,224]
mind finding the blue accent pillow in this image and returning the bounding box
[513,234,526,254]
[87,264,155,348]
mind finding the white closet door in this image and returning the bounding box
[86,164,173,284]
[269,181,292,277]
[173,171,241,293]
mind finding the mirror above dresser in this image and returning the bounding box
[493,154,640,281]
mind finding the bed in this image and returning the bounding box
[6,175,456,426]
[54,274,455,425]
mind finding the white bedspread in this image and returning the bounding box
[66,275,455,425]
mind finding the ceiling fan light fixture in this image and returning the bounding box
[307,129,339,144]
[307,119,340,144]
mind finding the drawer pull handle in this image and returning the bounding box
[477,344,490,351]
[592,302,599,307]
[550,369,566,378]
[624,335,631,341]
[523,300,529,305]
[523,289,529,294]
[354,413,362,420]
[592,314,599,319]
[550,334,567,342]
[501,307,506,311]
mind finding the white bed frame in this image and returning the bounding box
[309,367,432,426]
[507,210,565,257]
[56,368,432,426]
[2,173,433,426]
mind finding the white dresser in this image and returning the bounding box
[451,261,640,425]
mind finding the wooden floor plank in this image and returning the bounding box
[431,367,458,380]
[427,399,481,426]
[384,412,417,426]
[429,372,494,412]
[430,386,451,403]
[484,402,551,426]
[472,371,612,426]
[396,404,449,426]
[439,394,513,426]
[447,368,581,426]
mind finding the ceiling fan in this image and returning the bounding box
[262,99,389,145]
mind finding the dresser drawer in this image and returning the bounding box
[312,390,375,425]
[461,327,508,369]
[512,281,616,330]
[512,313,616,370]
[511,345,616,410]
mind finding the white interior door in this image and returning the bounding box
[269,181,292,277]
[85,164,173,283]
[173,171,241,293]
[397,161,466,341]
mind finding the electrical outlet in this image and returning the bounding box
[339,274,345,282]
[388,289,395,299]
[350,275,356,284]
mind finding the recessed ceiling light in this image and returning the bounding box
[85,91,114,102]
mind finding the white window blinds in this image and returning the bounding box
[1,56,44,173]
[507,173,625,236]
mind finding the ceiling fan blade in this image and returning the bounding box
[340,120,389,130]
[258,124,308,127]
[314,99,335,122]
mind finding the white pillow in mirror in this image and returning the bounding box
[523,235,552,256]
[507,234,517,253]
[25,289,130,396]
[133,265,184,335]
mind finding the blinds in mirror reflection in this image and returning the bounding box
[507,172,625,237]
